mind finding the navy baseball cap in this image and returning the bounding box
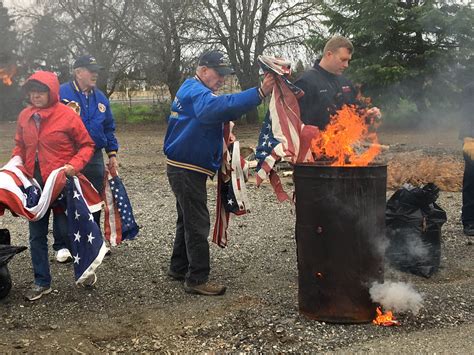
[73,55,103,72]
[198,50,234,76]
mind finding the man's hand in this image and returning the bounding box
[366,107,382,121]
[64,164,76,177]
[260,73,276,97]
[108,156,119,171]
[463,137,474,160]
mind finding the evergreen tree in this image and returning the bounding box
[308,0,474,119]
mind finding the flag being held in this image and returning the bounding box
[66,177,107,286]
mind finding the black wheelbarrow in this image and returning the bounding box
[1,229,27,299]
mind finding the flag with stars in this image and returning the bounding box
[66,177,107,285]
[0,156,102,221]
[103,168,139,246]
[255,56,318,201]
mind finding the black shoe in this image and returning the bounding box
[463,225,474,236]
[167,269,185,281]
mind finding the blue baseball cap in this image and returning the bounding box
[73,55,103,72]
[198,50,234,76]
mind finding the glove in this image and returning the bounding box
[463,137,474,160]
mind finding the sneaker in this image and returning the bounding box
[24,284,52,301]
[167,269,185,281]
[184,281,226,296]
[463,225,474,236]
[56,248,73,263]
[80,273,97,287]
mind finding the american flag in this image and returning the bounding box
[103,168,139,246]
[66,177,108,285]
[255,56,318,201]
[212,138,250,248]
[0,157,102,221]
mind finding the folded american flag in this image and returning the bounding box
[212,123,250,248]
[103,167,139,246]
[66,177,108,285]
[255,56,318,201]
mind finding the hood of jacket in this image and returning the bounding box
[24,71,60,107]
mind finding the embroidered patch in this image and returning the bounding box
[66,101,81,115]
[98,103,106,113]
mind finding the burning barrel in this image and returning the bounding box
[294,163,386,323]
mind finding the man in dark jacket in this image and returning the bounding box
[164,50,275,296]
[460,82,474,236]
[295,35,381,130]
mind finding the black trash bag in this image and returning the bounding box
[385,183,447,278]
[0,229,27,300]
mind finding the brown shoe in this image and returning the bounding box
[184,281,226,296]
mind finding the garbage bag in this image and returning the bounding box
[0,265,12,299]
[385,183,447,278]
[0,229,27,299]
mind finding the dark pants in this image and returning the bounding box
[167,165,210,286]
[462,154,474,226]
[53,149,104,250]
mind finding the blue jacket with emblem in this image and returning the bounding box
[60,81,119,153]
[164,77,261,176]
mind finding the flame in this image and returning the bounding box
[372,307,401,326]
[0,64,17,86]
[310,105,381,166]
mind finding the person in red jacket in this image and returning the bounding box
[12,71,95,301]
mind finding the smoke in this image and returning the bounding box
[370,281,423,315]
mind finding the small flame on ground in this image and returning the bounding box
[372,307,401,326]
[311,104,380,166]
[0,64,17,86]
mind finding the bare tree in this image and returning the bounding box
[122,0,199,98]
[18,0,141,95]
[194,0,320,123]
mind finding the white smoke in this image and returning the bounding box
[370,281,423,315]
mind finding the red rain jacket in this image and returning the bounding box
[12,71,95,182]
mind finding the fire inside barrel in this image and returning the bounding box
[294,105,386,323]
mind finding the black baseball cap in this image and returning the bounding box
[22,79,49,93]
[73,55,103,72]
[198,50,234,76]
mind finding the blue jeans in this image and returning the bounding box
[29,209,68,287]
[167,165,210,286]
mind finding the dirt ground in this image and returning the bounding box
[0,121,472,353]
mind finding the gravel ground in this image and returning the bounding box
[0,122,472,353]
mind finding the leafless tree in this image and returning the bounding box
[194,0,320,123]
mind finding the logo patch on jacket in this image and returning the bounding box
[66,101,81,115]
[98,103,106,113]
[342,86,351,93]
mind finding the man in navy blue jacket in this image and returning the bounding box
[57,55,119,262]
[164,50,275,296]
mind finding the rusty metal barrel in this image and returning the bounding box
[293,163,387,323]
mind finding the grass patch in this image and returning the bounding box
[111,102,171,123]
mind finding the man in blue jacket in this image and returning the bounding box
[56,55,119,262]
[164,50,275,296]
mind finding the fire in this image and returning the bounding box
[0,64,16,86]
[311,105,381,166]
[372,307,401,326]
